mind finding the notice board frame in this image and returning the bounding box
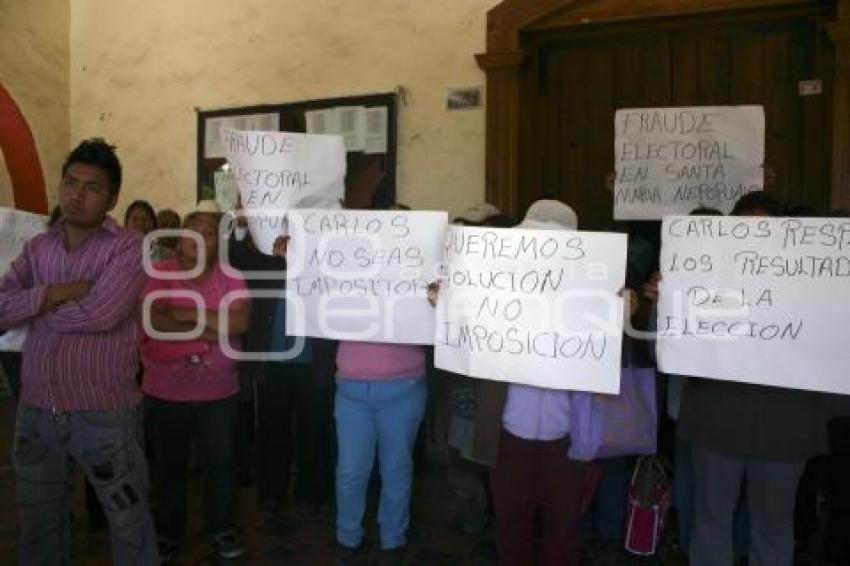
[196,92,397,209]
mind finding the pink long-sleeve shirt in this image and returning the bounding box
[0,217,145,411]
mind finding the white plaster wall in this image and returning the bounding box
[0,0,70,208]
[70,0,499,218]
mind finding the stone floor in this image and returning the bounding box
[0,396,813,565]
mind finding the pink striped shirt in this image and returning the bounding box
[0,217,145,411]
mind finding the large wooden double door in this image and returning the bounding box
[517,13,834,229]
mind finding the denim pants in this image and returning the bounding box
[335,376,427,550]
[146,395,239,541]
[12,403,159,565]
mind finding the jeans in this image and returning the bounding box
[146,395,239,541]
[335,376,427,550]
[690,444,805,566]
[13,403,158,565]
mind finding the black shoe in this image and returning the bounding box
[378,546,407,566]
[213,532,244,560]
[88,508,107,532]
[336,543,365,566]
[157,537,178,563]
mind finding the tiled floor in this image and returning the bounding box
[0,397,689,565]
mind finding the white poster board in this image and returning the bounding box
[204,113,280,158]
[657,215,850,394]
[221,129,346,254]
[434,226,627,393]
[614,106,765,220]
[0,208,47,351]
[285,209,448,344]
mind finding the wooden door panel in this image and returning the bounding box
[519,16,831,229]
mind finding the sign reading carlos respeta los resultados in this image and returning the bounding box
[434,226,627,393]
[657,215,850,394]
[284,209,448,345]
[221,128,346,255]
[614,106,765,220]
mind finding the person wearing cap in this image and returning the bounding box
[459,199,588,566]
[139,204,250,561]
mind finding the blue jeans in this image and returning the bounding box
[13,404,159,565]
[335,376,427,550]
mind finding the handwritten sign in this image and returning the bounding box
[285,209,448,344]
[0,208,47,351]
[434,226,627,393]
[221,129,346,254]
[614,106,764,220]
[657,215,850,394]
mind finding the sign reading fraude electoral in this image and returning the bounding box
[614,106,764,220]
[284,209,448,344]
[221,129,346,254]
[657,215,850,394]
[434,226,627,393]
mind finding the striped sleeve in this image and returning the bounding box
[44,234,146,333]
[0,243,48,328]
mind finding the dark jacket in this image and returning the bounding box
[678,378,830,460]
[471,379,508,467]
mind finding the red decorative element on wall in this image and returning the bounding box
[0,84,48,213]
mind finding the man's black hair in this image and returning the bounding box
[61,138,122,196]
[731,191,783,217]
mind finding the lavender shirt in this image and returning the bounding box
[502,383,571,441]
[0,217,145,411]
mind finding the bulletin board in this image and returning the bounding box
[196,93,397,210]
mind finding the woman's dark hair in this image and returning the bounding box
[124,200,157,228]
[731,191,783,217]
[785,203,820,217]
[481,214,516,228]
[689,206,723,216]
[61,138,122,196]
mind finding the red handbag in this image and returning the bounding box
[624,456,671,556]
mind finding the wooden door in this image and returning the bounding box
[519,16,834,230]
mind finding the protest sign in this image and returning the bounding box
[0,208,47,351]
[285,209,448,344]
[434,226,627,393]
[221,129,346,254]
[614,106,764,219]
[657,215,850,394]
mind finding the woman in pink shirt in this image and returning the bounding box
[139,209,250,562]
[334,339,428,564]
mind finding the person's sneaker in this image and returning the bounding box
[213,532,244,560]
[157,537,178,563]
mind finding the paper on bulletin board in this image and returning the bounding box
[205,113,280,159]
